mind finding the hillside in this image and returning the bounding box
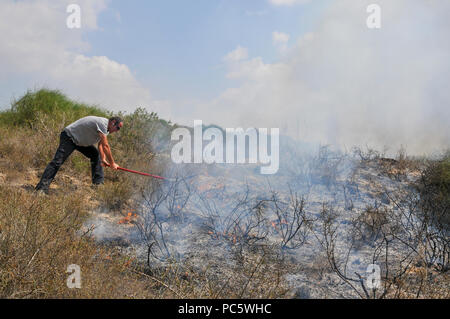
[0,89,180,298]
[0,89,448,299]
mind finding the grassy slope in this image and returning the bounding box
[0,89,283,299]
[0,89,173,298]
[0,89,448,298]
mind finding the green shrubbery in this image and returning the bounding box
[0,89,109,129]
[0,88,174,208]
[0,89,110,169]
[417,152,450,230]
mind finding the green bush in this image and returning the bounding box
[0,88,108,129]
[0,89,174,212]
[113,107,173,156]
[417,152,450,230]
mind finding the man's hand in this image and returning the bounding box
[101,159,110,167]
[102,160,119,170]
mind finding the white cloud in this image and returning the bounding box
[268,0,311,6]
[0,0,154,114]
[272,31,290,45]
[202,0,450,155]
[225,57,277,80]
[49,55,151,110]
[223,46,249,63]
[272,31,290,54]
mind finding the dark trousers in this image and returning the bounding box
[36,131,104,191]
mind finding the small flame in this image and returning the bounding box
[118,211,138,224]
[124,259,132,267]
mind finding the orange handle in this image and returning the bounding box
[104,163,166,180]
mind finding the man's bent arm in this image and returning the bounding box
[98,133,118,169]
[98,143,107,163]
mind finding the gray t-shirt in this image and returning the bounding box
[64,116,109,147]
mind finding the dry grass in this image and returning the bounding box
[0,90,290,299]
[0,180,290,298]
[0,92,164,298]
[0,185,154,298]
[1,90,447,299]
[131,246,290,299]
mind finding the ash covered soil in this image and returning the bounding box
[85,146,449,299]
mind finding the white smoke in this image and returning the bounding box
[195,0,450,155]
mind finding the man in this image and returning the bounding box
[35,116,123,194]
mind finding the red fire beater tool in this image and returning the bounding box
[104,163,169,181]
[117,166,166,180]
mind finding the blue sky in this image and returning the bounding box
[83,0,329,101]
[0,0,448,154]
